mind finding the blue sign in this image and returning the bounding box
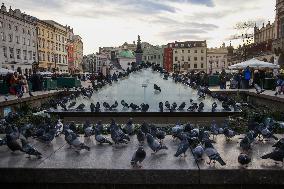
[4,107,12,117]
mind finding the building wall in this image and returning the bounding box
[163,47,173,72]
[36,20,55,71]
[142,45,164,66]
[73,35,83,72]
[169,41,207,73]
[0,4,37,74]
[207,48,228,74]
[254,21,275,44]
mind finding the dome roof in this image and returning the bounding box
[119,50,135,59]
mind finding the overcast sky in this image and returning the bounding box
[3,0,275,55]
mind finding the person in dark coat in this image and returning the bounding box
[30,71,43,92]
[253,70,261,86]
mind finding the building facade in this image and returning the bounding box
[73,35,83,72]
[142,45,164,66]
[168,41,207,73]
[43,20,68,73]
[207,46,228,74]
[0,3,37,74]
[254,21,275,44]
[36,20,55,71]
[163,47,173,72]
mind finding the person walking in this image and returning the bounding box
[244,66,251,89]
[219,69,227,89]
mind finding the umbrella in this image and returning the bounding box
[228,58,280,70]
[0,68,14,75]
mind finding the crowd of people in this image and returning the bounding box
[0,71,44,98]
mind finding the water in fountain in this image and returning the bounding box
[69,69,226,112]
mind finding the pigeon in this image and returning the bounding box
[38,128,56,144]
[273,138,284,150]
[192,144,204,161]
[154,84,161,92]
[6,134,23,153]
[238,153,251,166]
[261,148,284,164]
[121,100,129,109]
[59,102,68,111]
[84,123,94,137]
[259,125,278,141]
[0,137,7,146]
[21,138,42,159]
[174,135,189,157]
[70,137,91,153]
[110,101,118,111]
[212,102,218,112]
[123,118,135,135]
[210,120,219,139]
[140,103,150,112]
[198,102,204,112]
[76,103,85,111]
[222,102,231,111]
[172,123,184,140]
[103,102,111,110]
[178,102,186,111]
[110,122,130,145]
[94,129,112,145]
[141,122,150,134]
[188,103,198,112]
[94,120,104,134]
[165,101,171,110]
[64,129,78,148]
[171,102,177,111]
[159,102,163,112]
[156,129,166,143]
[223,127,237,140]
[131,146,146,168]
[90,103,96,112]
[95,102,101,112]
[68,102,76,109]
[184,122,194,133]
[55,120,64,137]
[136,129,145,144]
[146,133,168,153]
[240,136,252,152]
[204,140,226,166]
[130,103,141,111]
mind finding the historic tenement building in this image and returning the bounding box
[207,44,228,74]
[273,0,284,66]
[254,21,275,44]
[164,41,207,73]
[73,35,83,72]
[0,3,38,74]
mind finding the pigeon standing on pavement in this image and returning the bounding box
[146,133,168,154]
[261,148,284,164]
[238,153,251,166]
[174,135,189,157]
[131,146,146,168]
[6,134,23,153]
[94,129,112,145]
[204,140,226,166]
[136,129,145,144]
[192,144,204,161]
[21,138,42,159]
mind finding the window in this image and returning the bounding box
[144,56,147,60]
[175,44,178,47]
[188,50,190,53]
[62,36,64,42]
[201,57,204,61]
[194,50,197,53]
[47,41,49,49]
[59,44,61,51]
[23,37,25,45]
[15,25,18,31]
[175,50,177,54]
[1,32,5,41]
[182,50,184,53]
[33,52,36,61]
[59,54,62,63]
[42,52,45,61]
[194,64,197,68]
[16,36,19,44]
[51,33,53,39]
[56,43,58,50]
[201,49,204,53]
[22,28,25,34]
[16,49,21,59]
[8,24,11,30]
[33,40,35,47]
[39,52,42,61]
[9,48,14,58]
[9,34,13,42]
[158,55,160,59]
[154,55,156,59]
[182,56,184,61]
[23,50,27,60]
[42,29,44,36]
[38,38,41,48]
[201,63,204,68]
[51,53,54,62]
[47,31,50,38]
[175,57,178,61]
[3,46,7,58]
[28,51,32,60]
[47,52,50,62]
[194,57,197,61]
[0,21,3,28]
[28,39,30,46]
[42,39,45,48]
[188,56,191,61]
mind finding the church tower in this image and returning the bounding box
[135,35,143,65]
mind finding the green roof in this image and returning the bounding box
[119,50,135,59]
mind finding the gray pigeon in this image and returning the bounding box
[131,146,146,168]
[6,134,24,153]
[174,135,189,157]
[136,129,145,144]
[238,153,251,166]
[261,148,284,164]
[94,120,104,134]
[0,137,7,146]
[204,140,226,166]
[94,129,112,145]
[223,127,237,140]
[123,118,134,135]
[146,134,168,153]
[110,122,130,145]
[240,136,252,152]
[273,138,284,150]
[21,139,42,159]
[192,144,204,161]
[38,128,56,144]
[70,137,90,153]
[64,129,78,148]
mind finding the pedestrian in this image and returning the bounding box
[219,69,227,89]
[244,66,251,89]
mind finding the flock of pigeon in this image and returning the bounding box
[49,64,242,113]
[0,115,283,168]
